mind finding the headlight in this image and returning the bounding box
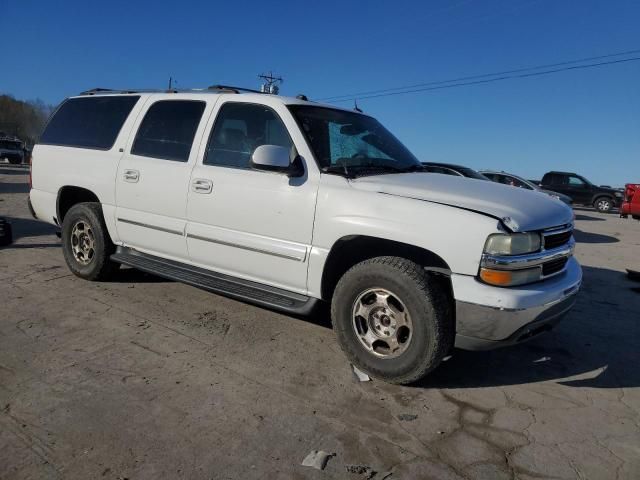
[483,232,541,256]
[614,192,623,197]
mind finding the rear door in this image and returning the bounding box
[115,96,211,261]
[185,99,319,293]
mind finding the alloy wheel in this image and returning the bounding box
[70,221,96,265]
[352,288,413,359]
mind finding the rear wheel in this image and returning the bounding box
[61,203,118,280]
[7,157,22,165]
[331,256,453,385]
[594,197,613,213]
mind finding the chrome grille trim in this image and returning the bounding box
[542,225,573,250]
[481,239,575,271]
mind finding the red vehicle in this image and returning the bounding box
[620,184,640,220]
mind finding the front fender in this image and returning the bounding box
[307,176,500,296]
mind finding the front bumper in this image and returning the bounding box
[452,256,582,350]
[27,193,38,219]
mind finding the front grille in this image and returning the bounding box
[542,257,568,276]
[544,230,572,250]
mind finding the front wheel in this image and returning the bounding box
[61,203,119,281]
[331,256,453,385]
[594,197,613,213]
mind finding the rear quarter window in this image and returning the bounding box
[39,96,140,150]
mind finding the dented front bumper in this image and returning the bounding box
[451,256,582,350]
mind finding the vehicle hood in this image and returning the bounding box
[351,173,574,232]
[597,186,622,194]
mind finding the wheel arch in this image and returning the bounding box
[320,235,453,302]
[592,193,613,203]
[591,194,614,210]
[56,186,101,225]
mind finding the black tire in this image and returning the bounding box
[594,196,613,213]
[331,256,453,385]
[61,202,118,281]
[7,157,22,165]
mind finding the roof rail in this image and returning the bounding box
[80,88,115,95]
[207,84,263,94]
[78,85,268,96]
[79,87,153,96]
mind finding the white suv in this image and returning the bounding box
[29,86,582,384]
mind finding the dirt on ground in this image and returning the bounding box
[1,163,639,479]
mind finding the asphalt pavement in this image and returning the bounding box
[1,163,639,479]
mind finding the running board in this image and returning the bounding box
[111,247,318,315]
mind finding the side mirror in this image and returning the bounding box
[251,145,304,177]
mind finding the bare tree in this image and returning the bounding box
[0,94,53,147]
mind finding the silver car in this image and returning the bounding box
[481,170,573,205]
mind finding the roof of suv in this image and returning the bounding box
[73,86,354,112]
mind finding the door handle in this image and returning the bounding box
[192,178,213,194]
[123,169,140,183]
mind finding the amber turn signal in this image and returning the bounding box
[480,268,512,286]
[479,267,541,287]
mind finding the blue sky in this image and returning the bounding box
[3,0,639,186]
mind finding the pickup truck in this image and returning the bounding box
[29,87,582,384]
[621,183,640,220]
[539,171,622,213]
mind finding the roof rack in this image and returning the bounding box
[79,87,156,96]
[80,88,115,95]
[207,84,263,94]
[79,85,266,96]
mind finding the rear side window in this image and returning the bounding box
[40,96,140,150]
[500,175,531,189]
[132,100,206,162]
[545,173,563,185]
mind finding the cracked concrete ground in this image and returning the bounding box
[1,163,639,479]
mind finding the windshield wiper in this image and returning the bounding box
[321,164,354,178]
[352,164,425,177]
[397,164,426,173]
[321,163,425,178]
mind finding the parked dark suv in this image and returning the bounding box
[539,171,622,213]
[0,137,25,165]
